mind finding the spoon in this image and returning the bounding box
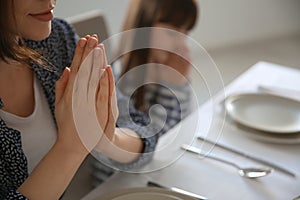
[181,144,273,178]
[202,153,273,178]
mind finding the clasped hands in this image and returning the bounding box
[55,35,118,155]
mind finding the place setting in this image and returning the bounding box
[179,82,300,181]
[83,62,300,200]
[181,135,295,178]
[96,84,300,200]
[217,84,300,144]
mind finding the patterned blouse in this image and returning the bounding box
[0,19,160,199]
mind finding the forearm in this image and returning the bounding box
[17,141,88,200]
[96,128,143,163]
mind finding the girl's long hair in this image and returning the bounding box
[118,0,198,111]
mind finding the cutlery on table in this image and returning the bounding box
[196,136,296,177]
[147,181,208,200]
[181,144,272,178]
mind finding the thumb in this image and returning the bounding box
[55,67,70,105]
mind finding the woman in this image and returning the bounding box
[0,0,160,199]
[92,0,198,185]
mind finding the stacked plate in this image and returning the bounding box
[224,93,300,144]
[98,187,195,200]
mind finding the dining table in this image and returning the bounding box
[83,61,300,200]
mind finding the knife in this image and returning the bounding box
[187,136,296,178]
[147,181,208,200]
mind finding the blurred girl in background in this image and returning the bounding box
[93,0,198,186]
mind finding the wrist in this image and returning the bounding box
[95,134,116,155]
[55,135,89,159]
[95,128,143,163]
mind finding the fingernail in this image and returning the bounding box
[101,69,107,78]
[60,68,67,79]
[88,38,97,48]
[93,47,101,57]
[98,43,104,49]
[105,66,111,74]
[79,39,86,48]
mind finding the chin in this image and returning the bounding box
[34,31,51,41]
[22,23,52,41]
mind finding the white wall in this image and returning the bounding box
[194,0,300,49]
[54,0,300,50]
[54,0,130,36]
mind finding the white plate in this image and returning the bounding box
[225,93,300,134]
[234,122,300,144]
[98,187,194,200]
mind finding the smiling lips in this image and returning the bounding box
[29,10,54,22]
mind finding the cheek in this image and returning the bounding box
[149,31,177,64]
[17,18,52,40]
[13,1,52,40]
[150,30,175,51]
[149,49,169,64]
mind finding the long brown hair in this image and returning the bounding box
[0,0,44,65]
[119,0,198,111]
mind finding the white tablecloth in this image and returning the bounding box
[83,62,300,200]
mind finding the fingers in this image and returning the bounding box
[55,67,70,105]
[71,34,99,75]
[91,34,98,40]
[103,104,116,142]
[107,66,114,98]
[81,36,98,65]
[66,34,99,97]
[98,44,108,66]
[107,66,119,120]
[97,69,109,131]
[85,34,98,40]
[70,38,87,75]
[73,46,103,103]
[101,67,115,144]
[93,44,112,132]
[101,66,118,144]
[88,47,104,101]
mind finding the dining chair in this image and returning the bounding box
[66,10,110,42]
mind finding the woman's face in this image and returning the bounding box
[149,22,189,64]
[12,0,56,40]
